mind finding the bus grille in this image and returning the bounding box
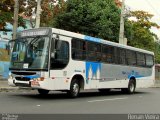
[15,77,31,81]
[15,83,31,87]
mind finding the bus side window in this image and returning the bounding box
[119,49,126,65]
[86,41,98,62]
[146,54,154,67]
[101,45,113,63]
[126,50,136,66]
[72,38,86,60]
[115,47,121,64]
[95,43,101,62]
[137,53,145,67]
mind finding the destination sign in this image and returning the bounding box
[20,28,51,37]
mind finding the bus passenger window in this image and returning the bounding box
[146,55,154,67]
[72,39,86,61]
[102,45,114,63]
[119,49,126,65]
[126,50,136,66]
[137,53,145,67]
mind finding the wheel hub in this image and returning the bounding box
[73,83,79,95]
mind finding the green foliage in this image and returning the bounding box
[129,11,159,29]
[23,0,66,28]
[41,0,67,27]
[53,0,121,42]
[127,10,160,63]
[154,42,160,63]
[128,23,155,51]
[0,0,26,30]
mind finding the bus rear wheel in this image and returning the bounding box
[38,89,49,95]
[67,79,80,98]
[122,79,136,94]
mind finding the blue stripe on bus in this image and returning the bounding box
[127,70,144,79]
[86,62,101,84]
[25,75,40,79]
[122,70,144,79]
[128,75,144,79]
[84,36,101,43]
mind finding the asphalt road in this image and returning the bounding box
[0,88,160,114]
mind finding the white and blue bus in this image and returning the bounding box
[8,27,155,97]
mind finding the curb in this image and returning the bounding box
[152,85,160,88]
[0,87,19,92]
[0,87,34,92]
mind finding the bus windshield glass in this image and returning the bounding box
[10,36,50,70]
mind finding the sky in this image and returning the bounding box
[124,0,160,38]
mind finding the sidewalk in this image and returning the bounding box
[0,78,18,91]
[154,80,160,88]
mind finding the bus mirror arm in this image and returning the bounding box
[55,41,61,51]
[53,35,61,51]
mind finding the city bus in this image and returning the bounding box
[8,27,155,97]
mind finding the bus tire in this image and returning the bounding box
[38,89,49,95]
[67,79,80,98]
[122,79,136,94]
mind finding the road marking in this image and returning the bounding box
[87,97,128,103]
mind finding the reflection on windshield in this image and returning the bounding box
[10,36,49,70]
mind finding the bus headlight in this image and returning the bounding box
[37,77,45,81]
[33,77,45,81]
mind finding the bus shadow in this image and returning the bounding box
[11,89,151,100]
[79,90,150,98]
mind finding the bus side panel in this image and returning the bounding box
[85,61,101,89]
[98,64,154,89]
[136,66,155,88]
[48,60,86,90]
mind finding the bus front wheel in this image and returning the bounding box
[67,79,80,98]
[38,89,49,95]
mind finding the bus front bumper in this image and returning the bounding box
[8,78,41,89]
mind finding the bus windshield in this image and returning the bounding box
[10,36,50,70]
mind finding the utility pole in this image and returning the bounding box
[13,0,19,40]
[119,0,125,44]
[35,0,42,28]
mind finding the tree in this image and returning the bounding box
[41,0,67,27]
[129,11,159,29]
[154,41,160,63]
[127,10,159,50]
[127,10,160,63]
[0,0,26,31]
[53,0,121,42]
[23,0,66,28]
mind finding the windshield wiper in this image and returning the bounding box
[29,36,41,45]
